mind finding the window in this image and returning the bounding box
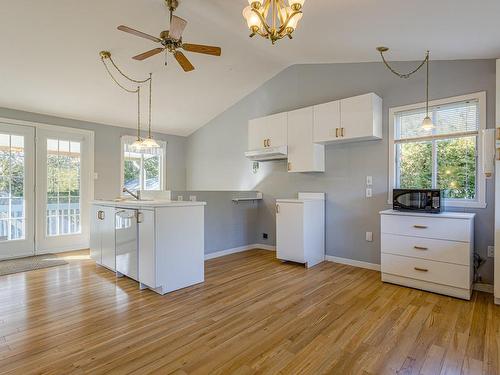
[121,136,166,192]
[389,92,486,208]
[46,138,81,236]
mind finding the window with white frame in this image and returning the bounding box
[389,92,486,208]
[121,136,166,192]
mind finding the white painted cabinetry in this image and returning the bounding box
[380,209,474,300]
[287,107,325,172]
[313,93,382,144]
[248,112,287,150]
[276,193,325,267]
[90,205,116,271]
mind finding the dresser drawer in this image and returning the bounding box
[381,253,470,289]
[381,234,470,266]
[381,214,472,242]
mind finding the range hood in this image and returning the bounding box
[244,145,288,161]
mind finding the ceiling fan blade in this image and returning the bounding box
[174,51,195,72]
[117,25,160,43]
[182,43,221,56]
[169,15,187,40]
[132,48,164,61]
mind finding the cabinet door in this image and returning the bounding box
[287,107,324,172]
[313,100,341,143]
[340,93,376,140]
[138,210,157,288]
[248,117,268,150]
[90,205,102,263]
[276,202,304,263]
[266,112,287,148]
[100,206,116,271]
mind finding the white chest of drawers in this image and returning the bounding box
[380,209,475,300]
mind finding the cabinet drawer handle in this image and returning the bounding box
[341,127,344,137]
[276,204,280,214]
[287,162,291,171]
[267,139,271,147]
[263,139,267,147]
[335,128,339,138]
[413,225,428,229]
[414,267,428,272]
[414,246,428,250]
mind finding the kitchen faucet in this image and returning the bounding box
[122,187,140,200]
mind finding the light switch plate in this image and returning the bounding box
[366,232,373,242]
[177,195,184,201]
[366,176,373,186]
[366,188,372,198]
[488,245,494,257]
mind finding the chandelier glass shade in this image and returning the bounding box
[243,0,305,44]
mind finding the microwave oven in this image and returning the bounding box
[392,189,443,213]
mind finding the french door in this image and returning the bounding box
[0,122,92,259]
[0,123,35,259]
[36,129,91,253]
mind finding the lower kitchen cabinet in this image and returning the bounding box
[90,205,116,271]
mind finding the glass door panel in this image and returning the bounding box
[0,123,35,259]
[36,129,90,253]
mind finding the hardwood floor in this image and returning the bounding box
[0,249,498,374]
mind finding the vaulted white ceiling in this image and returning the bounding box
[1,0,500,136]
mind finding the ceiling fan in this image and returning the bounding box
[117,0,222,72]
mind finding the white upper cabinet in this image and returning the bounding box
[313,100,341,143]
[287,107,325,173]
[248,112,287,150]
[313,93,382,144]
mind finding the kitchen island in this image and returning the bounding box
[90,199,206,295]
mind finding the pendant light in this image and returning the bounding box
[376,47,434,130]
[130,86,145,152]
[141,73,161,150]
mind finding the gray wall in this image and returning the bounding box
[0,107,187,198]
[186,60,496,284]
[172,191,260,254]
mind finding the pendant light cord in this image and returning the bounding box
[426,51,430,117]
[149,73,153,139]
[137,86,141,140]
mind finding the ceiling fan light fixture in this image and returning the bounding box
[288,0,305,11]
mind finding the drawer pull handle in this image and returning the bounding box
[413,225,428,229]
[414,267,428,272]
[414,246,428,250]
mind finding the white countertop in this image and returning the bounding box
[380,209,475,220]
[92,199,206,209]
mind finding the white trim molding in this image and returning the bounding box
[473,283,494,294]
[325,255,381,271]
[204,243,275,260]
[388,91,487,209]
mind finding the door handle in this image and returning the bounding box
[414,246,428,250]
[414,267,428,272]
[276,204,280,214]
[413,225,428,229]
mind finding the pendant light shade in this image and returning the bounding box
[130,138,145,152]
[141,137,160,149]
[422,116,434,131]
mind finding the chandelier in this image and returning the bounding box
[242,0,305,44]
[99,51,160,152]
[376,47,434,131]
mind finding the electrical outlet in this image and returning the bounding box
[366,188,372,198]
[262,233,268,239]
[366,232,373,242]
[189,195,197,202]
[366,176,373,186]
[488,246,495,258]
[177,195,183,201]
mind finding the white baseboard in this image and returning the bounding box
[473,283,494,294]
[204,243,275,260]
[325,255,381,271]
